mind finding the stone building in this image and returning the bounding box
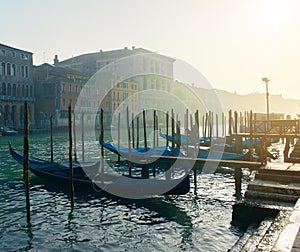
[34,63,89,127]
[0,43,34,129]
[55,47,175,127]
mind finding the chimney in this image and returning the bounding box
[132,46,135,50]
[53,55,59,66]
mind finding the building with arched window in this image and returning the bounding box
[0,43,34,129]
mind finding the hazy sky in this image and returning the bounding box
[2,0,300,100]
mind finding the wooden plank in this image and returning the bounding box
[147,155,262,168]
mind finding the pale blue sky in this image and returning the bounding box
[2,0,300,100]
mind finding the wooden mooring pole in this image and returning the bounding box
[73,112,77,162]
[171,109,175,156]
[136,116,139,149]
[142,109,149,178]
[24,101,31,223]
[126,107,132,176]
[166,111,169,147]
[50,115,53,162]
[132,113,135,148]
[117,113,120,162]
[100,108,104,182]
[234,167,242,199]
[194,110,199,190]
[81,113,85,162]
[68,105,74,208]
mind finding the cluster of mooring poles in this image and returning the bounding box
[23,103,288,221]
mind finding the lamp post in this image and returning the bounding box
[262,77,270,130]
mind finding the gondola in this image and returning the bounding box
[103,141,182,161]
[9,144,190,197]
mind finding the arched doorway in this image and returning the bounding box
[20,105,24,128]
[4,105,10,126]
[11,105,17,127]
[0,105,3,128]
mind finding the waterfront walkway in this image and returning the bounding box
[244,162,300,251]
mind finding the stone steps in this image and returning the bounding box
[245,166,300,203]
[245,190,299,203]
[248,180,300,196]
[255,173,300,184]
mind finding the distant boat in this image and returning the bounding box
[9,144,190,197]
[1,127,18,136]
[185,146,249,161]
[30,129,50,134]
[160,132,260,150]
[103,141,182,160]
[103,141,249,161]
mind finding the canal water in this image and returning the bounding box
[0,132,252,251]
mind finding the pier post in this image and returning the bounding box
[73,112,77,162]
[234,167,242,199]
[166,111,169,147]
[117,113,120,162]
[222,112,225,137]
[24,101,31,222]
[171,109,175,156]
[210,111,213,143]
[142,109,149,179]
[176,115,181,149]
[234,111,238,135]
[68,105,74,208]
[284,137,291,162]
[126,107,132,176]
[153,110,156,154]
[132,113,135,149]
[136,116,139,149]
[194,110,200,190]
[249,110,253,160]
[100,108,104,182]
[81,113,85,162]
[185,109,189,156]
[50,115,53,162]
[153,110,157,177]
[204,112,208,142]
[216,113,219,138]
[228,110,232,144]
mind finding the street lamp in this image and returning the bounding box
[262,77,270,130]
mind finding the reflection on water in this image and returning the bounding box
[0,132,248,251]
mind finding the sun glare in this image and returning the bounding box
[257,0,294,30]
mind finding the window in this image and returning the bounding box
[75,85,78,94]
[1,49,5,56]
[7,83,11,96]
[22,85,25,97]
[2,82,6,95]
[12,64,16,76]
[0,62,2,75]
[25,66,28,78]
[30,86,33,97]
[69,84,72,93]
[12,84,16,96]
[21,66,25,77]
[26,85,29,97]
[62,84,65,93]
[11,51,16,58]
[7,63,11,76]
[62,98,66,108]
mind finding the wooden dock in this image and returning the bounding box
[245,162,300,203]
[231,162,300,251]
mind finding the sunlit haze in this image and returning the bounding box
[2,0,300,99]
